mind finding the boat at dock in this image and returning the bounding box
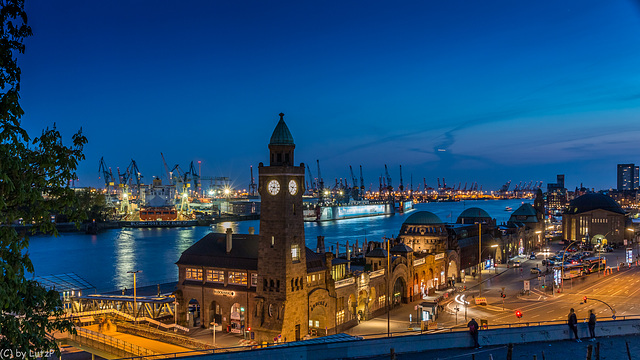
[303,199,413,222]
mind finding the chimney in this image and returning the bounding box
[316,236,325,254]
[248,227,255,235]
[226,228,233,253]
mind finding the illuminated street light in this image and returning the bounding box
[127,270,142,323]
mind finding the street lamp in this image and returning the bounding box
[476,222,483,296]
[127,270,142,323]
[386,236,391,337]
[211,321,217,348]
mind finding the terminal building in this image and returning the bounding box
[174,113,545,343]
[562,193,628,246]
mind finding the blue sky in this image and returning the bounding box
[19,0,640,191]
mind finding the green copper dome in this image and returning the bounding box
[403,211,443,225]
[458,207,491,219]
[269,113,294,145]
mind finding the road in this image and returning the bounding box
[444,241,640,329]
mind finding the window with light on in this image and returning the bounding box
[291,244,300,262]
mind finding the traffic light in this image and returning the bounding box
[583,296,587,303]
[515,310,522,318]
[501,292,506,298]
[247,327,251,332]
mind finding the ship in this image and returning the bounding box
[139,178,179,221]
[303,199,413,222]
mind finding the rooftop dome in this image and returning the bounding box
[457,207,491,221]
[566,193,624,215]
[404,211,443,225]
[269,113,294,145]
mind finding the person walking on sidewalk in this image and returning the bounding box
[588,309,597,341]
[467,318,481,349]
[568,308,581,342]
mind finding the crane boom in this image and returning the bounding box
[249,165,257,196]
[160,152,171,182]
[359,165,364,192]
[398,165,404,193]
[384,164,392,191]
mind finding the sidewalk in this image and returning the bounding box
[345,264,511,336]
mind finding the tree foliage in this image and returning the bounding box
[74,189,110,223]
[0,0,87,356]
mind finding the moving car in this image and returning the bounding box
[530,267,542,274]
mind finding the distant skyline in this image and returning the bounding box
[19,1,640,191]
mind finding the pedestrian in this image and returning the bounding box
[588,309,596,341]
[568,308,581,342]
[467,318,481,349]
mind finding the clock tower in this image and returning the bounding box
[253,113,308,342]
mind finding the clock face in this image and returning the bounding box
[267,180,280,195]
[288,180,297,195]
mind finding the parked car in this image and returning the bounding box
[530,267,542,274]
[529,254,537,260]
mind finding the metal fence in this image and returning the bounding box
[72,326,160,358]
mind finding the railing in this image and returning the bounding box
[71,326,159,358]
[116,322,211,350]
[350,314,640,340]
[53,308,188,332]
[115,315,640,360]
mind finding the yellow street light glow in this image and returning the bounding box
[182,193,188,198]
[224,188,231,195]
[491,244,498,248]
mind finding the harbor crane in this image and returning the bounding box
[359,166,365,195]
[384,165,393,200]
[98,157,116,207]
[317,160,325,204]
[398,165,404,195]
[187,161,200,197]
[249,165,257,196]
[160,152,172,182]
[306,164,315,194]
[349,165,359,200]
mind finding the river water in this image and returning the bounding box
[28,199,530,292]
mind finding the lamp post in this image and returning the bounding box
[386,236,391,338]
[477,222,482,296]
[211,321,217,348]
[127,270,142,323]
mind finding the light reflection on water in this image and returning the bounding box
[27,199,529,292]
[114,230,136,290]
